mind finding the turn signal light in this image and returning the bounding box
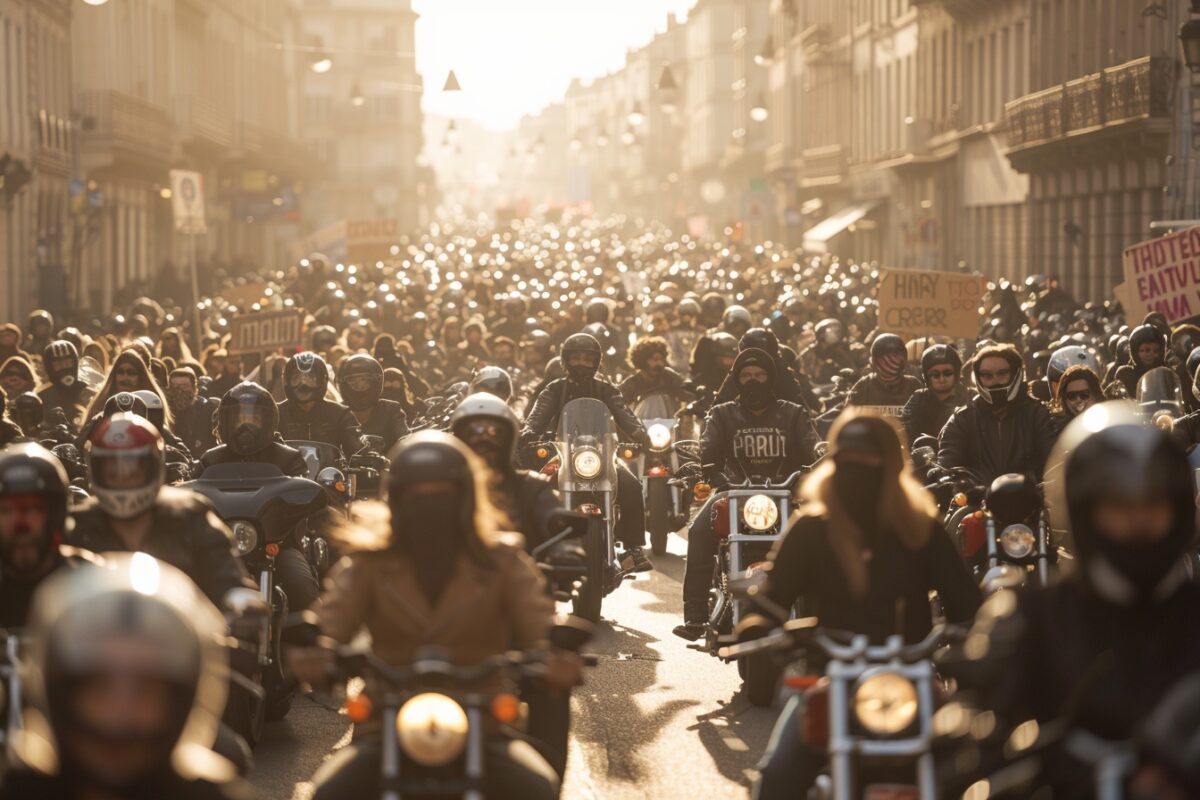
[622,448,635,459]
[694,482,712,501]
[536,447,549,459]
[344,694,373,723]
[952,493,968,508]
[265,542,281,557]
[647,465,669,478]
[491,693,521,724]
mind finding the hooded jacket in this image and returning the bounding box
[700,349,818,486]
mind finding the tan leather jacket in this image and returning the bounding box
[316,536,553,668]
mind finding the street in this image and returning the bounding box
[249,532,777,800]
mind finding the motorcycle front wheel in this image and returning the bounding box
[742,652,781,708]
[572,515,607,623]
[647,477,672,555]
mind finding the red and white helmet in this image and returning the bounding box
[87,412,163,519]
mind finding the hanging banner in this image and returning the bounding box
[1121,225,1200,324]
[876,268,985,339]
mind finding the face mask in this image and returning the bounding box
[834,461,884,538]
[738,380,773,411]
[1098,535,1183,597]
[567,365,594,383]
[231,425,264,455]
[393,491,466,604]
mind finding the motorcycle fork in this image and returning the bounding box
[464,706,486,800]
[381,707,401,800]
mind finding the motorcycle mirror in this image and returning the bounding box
[549,614,594,652]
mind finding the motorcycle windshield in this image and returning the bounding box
[182,464,328,541]
[1136,367,1184,414]
[559,397,616,441]
[634,393,673,420]
[286,440,343,480]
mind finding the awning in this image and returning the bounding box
[802,201,878,253]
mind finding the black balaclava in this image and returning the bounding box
[391,490,468,605]
[731,348,777,412]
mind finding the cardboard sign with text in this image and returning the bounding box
[877,269,985,339]
[229,309,305,356]
[1122,226,1200,324]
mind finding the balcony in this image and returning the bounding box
[76,90,172,172]
[173,95,233,152]
[1004,56,1174,167]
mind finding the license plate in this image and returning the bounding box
[865,786,918,800]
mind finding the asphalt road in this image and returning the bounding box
[249,532,780,799]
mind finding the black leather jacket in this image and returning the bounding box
[901,384,970,441]
[937,392,1056,484]
[520,376,648,447]
[37,382,91,429]
[278,398,365,456]
[700,398,817,486]
[173,397,219,456]
[67,487,254,606]
[355,398,409,452]
[196,440,309,479]
[847,374,923,408]
[619,367,693,410]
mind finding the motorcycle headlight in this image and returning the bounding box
[648,423,673,451]
[855,671,919,735]
[231,521,258,556]
[742,494,779,532]
[396,692,469,767]
[999,523,1036,559]
[572,447,603,480]
[1152,410,1175,432]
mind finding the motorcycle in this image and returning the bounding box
[975,473,1053,592]
[181,463,330,743]
[722,616,963,800]
[284,618,593,800]
[1136,366,1186,431]
[633,392,694,555]
[700,469,804,707]
[533,397,639,623]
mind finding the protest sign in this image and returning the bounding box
[876,268,985,339]
[1121,225,1200,324]
[229,309,304,356]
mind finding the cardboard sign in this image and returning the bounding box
[877,269,985,339]
[1121,226,1200,324]
[229,309,304,356]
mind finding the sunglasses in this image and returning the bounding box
[1064,391,1093,402]
[458,420,504,440]
[927,369,956,380]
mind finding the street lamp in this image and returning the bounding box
[628,102,645,128]
[1181,1,1200,73]
[750,93,769,122]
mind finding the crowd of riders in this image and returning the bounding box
[0,213,1196,798]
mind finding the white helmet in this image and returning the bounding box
[87,413,164,519]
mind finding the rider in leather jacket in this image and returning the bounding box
[37,339,92,429]
[900,344,969,441]
[847,333,922,408]
[278,352,367,457]
[337,354,408,452]
[938,344,1056,484]
[196,381,308,478]
[619,336,693,410]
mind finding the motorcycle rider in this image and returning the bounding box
[167,367,219,457]
[67,413,256,609]
[1050,364,1103,435]
[22,309,54,356]
[451,392,560,550]
[1117,323,1167,396]
[619,336,692,410]
[0,443,71,628]
[196,382,308,479]
[12,392,45,439]
[951,403,1200,797]
[38,340,92,429]
[335,354,407,452]
[938,343,1056,484]
[798,318,858,384]
[749,412,981,799]
[675,348,819,641]
[900,344,968,441]
[278,352,366,457]
[0,391,24,446]
[470,364,516,404]
[846,333,922,408]
[712,328,819,413]
[690,331,738,396]
[1,354,37,398]
[0,553,254,800]
[520,333,653,573]
[289,432,579,800]
[207,350,244,399]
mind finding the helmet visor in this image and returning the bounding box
[92,448,156,491]
[288,371,322,389]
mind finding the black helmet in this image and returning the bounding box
[42,340,79,387]
[103,392,148,419]
[284,352,328,404]
[722,305,752,337]
[1047,402,1195,604]
[581,322,615,356]
[870,333,906,360]
[1129,323,1166,367]
[336,354,383,412]
[27,309,54,333]
[710,331,739,361]
[386,431,477,533]
[584,298,611,325]
[309,324,338,353]
[0,442,68,572]
[739,328,779,359]
[13,391,43,433]
[677,298,700,319]
[561,333,602,382]
[815,318,844,345]
[469,366,514,402]
[920,344,962,381]
[131,390,166,432]
[56,327,83,354]
[544,356,565,381]
[219,382,278,457]
[450,392,519,470]
[700,292,726,323]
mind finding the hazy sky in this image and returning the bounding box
[413,0,692,130]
